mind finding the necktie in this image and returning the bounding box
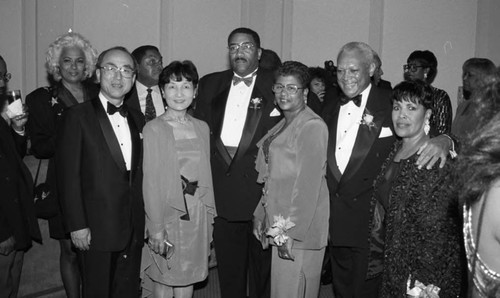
[145,88,156,122]
[107,102,128,117]
[232,75,253,87]
[340,94,362,107]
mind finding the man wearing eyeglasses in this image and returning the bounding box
[57,47,145,297]
[194,27,281,298]
[125,45,166,122]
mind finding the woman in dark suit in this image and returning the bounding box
[26,31,98,298]
[367,80,465,297]
[253,61,329,298]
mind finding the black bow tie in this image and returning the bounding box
[233,75,254,87]
[107,102,128,117]
[340,94,362,107]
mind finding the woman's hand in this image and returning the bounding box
[277,238,294,261]
[147,230,166,255]
[252,218,263,241]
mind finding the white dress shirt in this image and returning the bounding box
[220,70,258,147]
[99,93,132,170]
[135,81,165,117]
[335,84,372,174]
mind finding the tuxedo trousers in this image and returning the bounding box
[213,217,271,298]
[330,246,381,298]
[0,250,23,298]
[77,234,142,298]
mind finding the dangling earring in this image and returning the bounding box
[424,73,428,80]
[424,119,430,135]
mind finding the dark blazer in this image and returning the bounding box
[56,97,145,252]
[124,85,167,120]
[0,119,41,250]
[324,86,395,248]
[194,68,281,221]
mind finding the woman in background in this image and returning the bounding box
[403,50,452,136]
[26,31,98,298]
[141,60,215,298]
[253,61,329,298]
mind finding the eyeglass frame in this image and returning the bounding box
[228,42,256,53]
[99,65,136,78]
[403,64,427,73]
[272,83,306,95]
[144,57,163,67]
[1,72,12,83]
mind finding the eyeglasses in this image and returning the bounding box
[99,65,135,78]
[144,57,163,67]
[228,42,256,53]
[272,84,305,95]
[1,73,11,83]
[403,64,426,73]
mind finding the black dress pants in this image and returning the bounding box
[77,237,142,298]
[213,217,271,298]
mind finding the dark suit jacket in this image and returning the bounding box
[324,86,395,248]
[194,68,281,221]
[124,85,166,121]
[0,119,41,250]
[56,97,145,252]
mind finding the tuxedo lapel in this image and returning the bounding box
[341,89,386,183]
[127,112,141,183]
[327,103,342,182]
[212,85,232,167]
[91,99,128,173]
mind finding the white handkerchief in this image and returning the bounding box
[379,126,393,138]
[139,133,143,139]
[270,108,281,117]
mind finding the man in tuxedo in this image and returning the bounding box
[0,55,41,297]
[57,47,145,298]
[324,42,454,297]
[125,45,165,122]
[194,27,281,298]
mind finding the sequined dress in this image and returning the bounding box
[464,204,500,297]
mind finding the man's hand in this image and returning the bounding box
[147,230,165,255]
[277,238,294,261]
[0,236,15,256]
[71,228,91,250]
[416,135,451,169]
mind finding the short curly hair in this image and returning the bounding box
[45,32,98,82]
[275,61,311,87]
[392,79,433,110]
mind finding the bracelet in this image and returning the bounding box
[442,134,457,158]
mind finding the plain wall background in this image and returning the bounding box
[1,0,499,114]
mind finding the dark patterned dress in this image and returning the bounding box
[429,86,452,136]
[368,141,465,297]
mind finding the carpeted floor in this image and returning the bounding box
[21,267,335,298]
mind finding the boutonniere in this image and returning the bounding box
[249,97,262,110]
[360,109,376,129]
[51,96,59,107]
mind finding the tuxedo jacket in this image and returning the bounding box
[56,97,145,252]
[0,119,41,250]
[194,68,281,221]
[323,86,395,248]
[124,85,166,121]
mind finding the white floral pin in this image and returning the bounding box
[249,97,262,110]
[360,110,376,129]
[51,96,59,107]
